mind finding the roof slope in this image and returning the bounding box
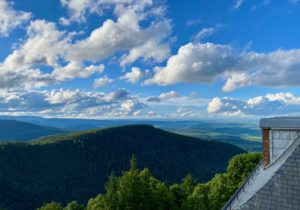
[238,139,300,210]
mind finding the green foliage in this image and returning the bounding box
[37,202,63,210]
[207,174,232,209]
[36,201,84,210]
[182,183,210,210]
[170,174,196,209]
[183,152,262,210]
[63,201,84,210]
[0,125,244,210]
[87,157,175,210]
[38,153,261,210]
[226,152,262,188]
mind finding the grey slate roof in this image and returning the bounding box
[260,117,300,128]
[238,142,300,210]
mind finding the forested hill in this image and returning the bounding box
[0,120,65,141]
[0,125,245,210]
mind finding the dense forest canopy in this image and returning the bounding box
[0,125,245,210]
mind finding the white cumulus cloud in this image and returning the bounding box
[222,72,250,92]
[0,0,171,90]
[0,0,31,36]
[145,43,238,86]
[147,91,179,103]
[93,76,113,88]
[146,42,300,91]
[67,16,170,65]
[207,97,223,113]
[121,67,145,84]
[207,92,300,116]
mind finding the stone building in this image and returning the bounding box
[223,117,300,210]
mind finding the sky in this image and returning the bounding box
[0,0,300,119]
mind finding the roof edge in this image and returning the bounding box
[260,117,300,128]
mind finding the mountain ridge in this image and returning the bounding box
[0,124,245,210]
[0,119,66,142]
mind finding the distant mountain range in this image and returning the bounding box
[0,125,245,210]
[0,115,261,151]
[0,120,65,141]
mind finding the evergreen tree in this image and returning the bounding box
[38,153,261,210]
[181,184,210,210]
[63,201,84,210]
[37,202,63,210]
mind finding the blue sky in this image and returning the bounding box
[0,0,300,119]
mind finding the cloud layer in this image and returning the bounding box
[0,0,171,89]
[207,92,300,116]
[147,91,179,103]
[0,88,145,118]
[146,42,300,92]
[1,0,300,119]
